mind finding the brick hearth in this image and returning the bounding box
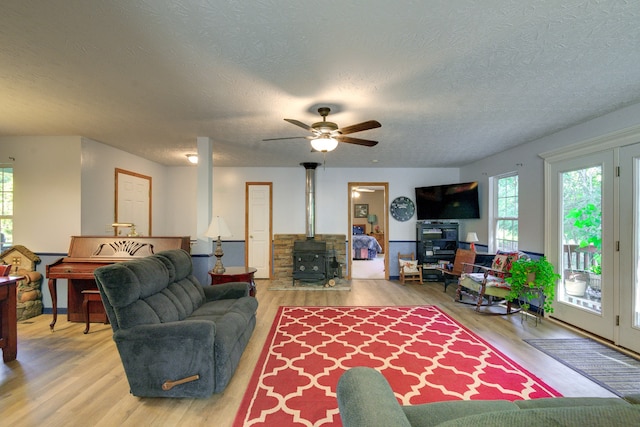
[273,234,347,282]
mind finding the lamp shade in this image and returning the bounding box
[310,136,339,152]
[465,232,479,243]
[204,216,232,238]
[367,214,377,224]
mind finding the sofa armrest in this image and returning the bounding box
[203,281,251,300]
[113,320,217,397]
[337,367,412,427]
[114,320,216,342]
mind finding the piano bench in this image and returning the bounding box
[81,290,109,334]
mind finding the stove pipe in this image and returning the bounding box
[301,162,319,239]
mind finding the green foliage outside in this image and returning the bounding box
[562,167,602,274]
[496,175,518,251]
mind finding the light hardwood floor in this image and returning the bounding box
[0,279,620,426]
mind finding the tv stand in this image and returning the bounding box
[416,222,459,281]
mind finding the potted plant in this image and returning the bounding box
[563,245,588,297]
[504,256,561,313]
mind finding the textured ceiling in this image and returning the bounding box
[1,1,640,167]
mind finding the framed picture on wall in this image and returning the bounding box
[354,204,369,218]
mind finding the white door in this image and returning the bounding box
[619,143,640,353]
[547,151,615,339]
[116,169,151,236]
[246,183,272,279]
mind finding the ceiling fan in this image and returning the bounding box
[263,107,381,152]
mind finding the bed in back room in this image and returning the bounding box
[352,225,382,260]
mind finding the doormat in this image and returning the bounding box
[233,306,560,426]
[267,278,351,291]
[524,338,640,398]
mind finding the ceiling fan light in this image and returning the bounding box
[310,136,338,152]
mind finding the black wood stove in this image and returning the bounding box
[292,239,327,284]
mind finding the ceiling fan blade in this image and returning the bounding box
[336,135,378,147]
[262,136,309,141]
[284,118,315,132]
[337,120,381,135]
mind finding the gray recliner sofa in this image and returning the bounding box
[94,249,258,398]
[337,367,640,426]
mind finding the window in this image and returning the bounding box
[0,166,13,251]
[491,173,518,252]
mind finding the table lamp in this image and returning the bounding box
[466,232,479,252]
[367,214,377,233]
[205,216,232,274]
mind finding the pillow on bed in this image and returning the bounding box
[400,259,419,273]
[352,225,364,235]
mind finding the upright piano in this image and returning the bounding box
[46,236,191,331]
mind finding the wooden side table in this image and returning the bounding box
[1,275,24,363]
[209,267,257,297]
[371,233,385,253]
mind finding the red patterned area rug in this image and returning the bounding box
[233,306,560,426]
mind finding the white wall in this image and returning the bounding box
[213,166,460,241]
[165,166,199,238]
[460,102,640,254]
[81,137,172,237]
[1,136,82,252]
[0,136,182,251]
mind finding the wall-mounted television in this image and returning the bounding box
[415,181,480,220]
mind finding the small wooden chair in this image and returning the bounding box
[435,249,476,292]
[398,252,423,284]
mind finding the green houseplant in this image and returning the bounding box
[504,257,561,313]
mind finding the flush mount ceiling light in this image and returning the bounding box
[310,135,339,152]
[186,154,198,164]
[353,187,375,193]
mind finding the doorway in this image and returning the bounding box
[245,182,272,279]
[619,143,640,353]
[115,168,151,236]
[546,142,640,353]
[348,182,389,280]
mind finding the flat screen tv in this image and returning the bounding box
[415,181,480,220]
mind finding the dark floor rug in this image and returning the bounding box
[525,338,640,398]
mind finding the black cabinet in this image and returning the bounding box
[416,222,459,280]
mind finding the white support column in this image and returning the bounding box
[191,136,213,255]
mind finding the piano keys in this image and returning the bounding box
[46,236,191,331]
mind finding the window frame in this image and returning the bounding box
[0,165,13,251]
[489,172,519,253]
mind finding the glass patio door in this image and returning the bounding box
[619,143,640,353]
[547,151,615,340]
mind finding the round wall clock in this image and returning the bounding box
[390,196,415,222]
